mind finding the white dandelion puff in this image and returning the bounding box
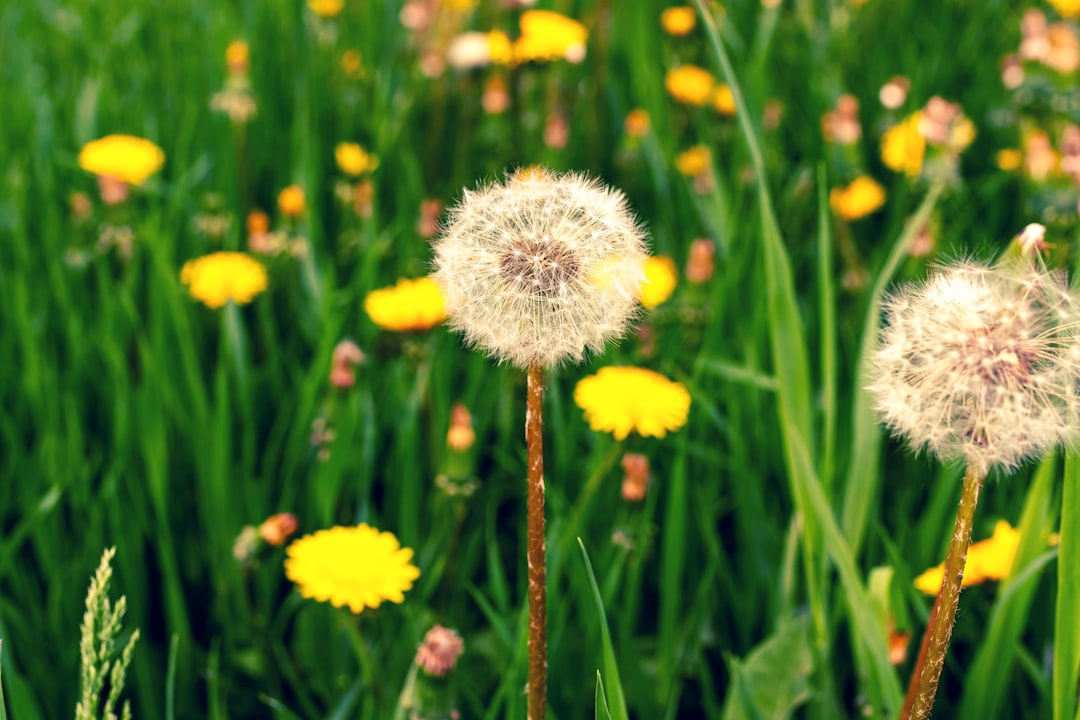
[431,168,649,369]
[868,257,1080,474]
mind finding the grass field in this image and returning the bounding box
[3,0,1080,718]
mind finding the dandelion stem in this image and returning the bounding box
[901,466,983,720]
[525,364,547,720]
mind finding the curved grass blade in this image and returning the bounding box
[578,539,628,720]
[1055,452,1080,720]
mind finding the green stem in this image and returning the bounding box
[901,465,984,720]
[344,615,377,705]
[526,364,547,720]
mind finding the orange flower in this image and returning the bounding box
[829,176,886,220]
[661,6,696,36]
[665,65,715,106]
[278,185,306,218]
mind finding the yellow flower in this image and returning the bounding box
[997,148,1022,171]
[665,65,715,106]
[488,30,513,65]
[640,256,678,308]
[881,113,925,179]
[914,520,1022,595]
[285,524,420,614]
[712,84,736,116]
[661,6,697,35]
[180,252,268,309]
[574,367,691,440]
[341,49,363,77]
[1050,0,1080,18]
[307,0,344,18]
[278,184,306,218]
[829,176,886,221]
[225,40,249,73]
[676,145,711,177]
[335,142,379,176]
[513,10,587,64]
[78,135,165,186]
[365,277,447,331]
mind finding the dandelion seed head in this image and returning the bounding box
[869,257,1080,473]
[432,169,648,369]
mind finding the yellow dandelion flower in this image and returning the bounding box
[665,65,715,106]
[661,6,697,35]
[712,83,736,116]
[829,176,886,221]
[640,256,678,308]
[513,10,587,64]
[335,142,379,176]
[488,30,513,65]
[997,148,1022,171]
[364,277,447,332]
[180,252,268,309]
[278,184,306,218]
[444,0,479,9]
[574,367,691,440]
[307,0,344,18]
[78,135,165,186]
[914,520,1022,595]
[341,49,363,77]
[225,40,249,73]
[881,113,925,179]
[285,524,420,614]
[676,145,711,177]
[1050,0,1080,18]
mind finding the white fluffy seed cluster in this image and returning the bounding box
[869,258,1080,473]
[432,169,648,369]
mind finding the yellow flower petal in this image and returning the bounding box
[575,367,691,440]
[665,65,715,106]
[180,252,268,309]
[285,524,420,614]
[365,278,447,332]
[78,135,165,186]
[881,113,925,179]
[829,176,886,221]
[913,520,1023,595]
[639,256,678,309]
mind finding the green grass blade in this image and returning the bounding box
[165,634,178,720]
[578,539,628,720]
[817,163,838,489]
[786,422,903,715]
[840,182,946,555]
[1056,452,1080,720]
[692,0,825,652]
[0,639,7,720]
[959,453,1057,720]
[595,671,613,720]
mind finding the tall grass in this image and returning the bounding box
[0,0,1073,718]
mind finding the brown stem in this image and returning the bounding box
[526,364,547,720]
[900,466,984,720]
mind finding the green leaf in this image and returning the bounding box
[578,539,629,720]
[1056,453,1080,720]
[960,454,1057,720]
[0,639,7,720]
[721,614,814,720]
[595,671,613,720]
